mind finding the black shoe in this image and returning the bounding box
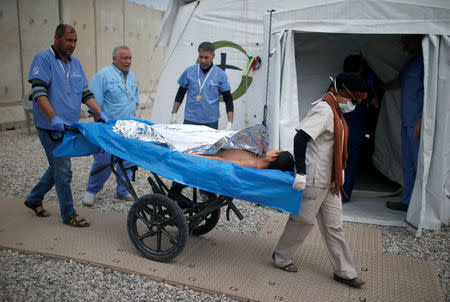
[333,273,365,288]
[386,201,408,212]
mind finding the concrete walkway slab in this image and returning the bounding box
[0,196,444,302]
[259,214,383,253]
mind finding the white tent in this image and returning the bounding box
[151,0,450,233]
[263,0,450,234]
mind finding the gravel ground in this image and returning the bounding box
[0,127,448,301]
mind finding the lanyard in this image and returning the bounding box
[111,66,132,99]
[50,48,70,81]
[57,59,70,82]
[50,48,71,94]
[197,65,214,96]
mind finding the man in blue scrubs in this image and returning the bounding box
[83,45,139,206]
[168,41,234,200]
[170,41,234,130]
[24,24,109,227]
[386,35,424,211]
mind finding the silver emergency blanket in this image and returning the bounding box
[112,120,269,156]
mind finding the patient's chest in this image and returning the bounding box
[215,149,256,161]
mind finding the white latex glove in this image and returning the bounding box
[292,173,306,191]
[170,113,177,124]
[226,121,233,131]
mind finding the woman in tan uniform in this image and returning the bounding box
[272,73,368,288]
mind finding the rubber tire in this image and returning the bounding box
[191,208,221,236]
[127,194,188,262]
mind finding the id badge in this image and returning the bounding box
[195,95,201,104]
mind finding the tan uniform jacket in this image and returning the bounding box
[296,101,335,188]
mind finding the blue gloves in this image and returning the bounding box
[98,112,110,123]
[50,115,68,132]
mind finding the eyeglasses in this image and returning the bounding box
[342,83,359,105]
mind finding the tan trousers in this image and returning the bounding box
[273,186,357,279]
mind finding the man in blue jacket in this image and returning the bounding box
[83,45,140,206]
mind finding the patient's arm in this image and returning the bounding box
[192,153,259,168]
[190,149,280,169]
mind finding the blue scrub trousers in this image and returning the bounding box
[401,126,420,205]
[184,119,218,130]
[342,102,367,201]
[342,125,365,201]
[86,150,133,197]
[26,128,76,220]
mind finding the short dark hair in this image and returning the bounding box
[343,55,362,73]
[55,24,76,37]
[401,35,423,55]
[198,42,215,53]
[268,151,295,172]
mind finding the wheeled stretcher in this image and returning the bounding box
[56,119,302,262]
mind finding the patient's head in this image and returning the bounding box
[267,151,295,172]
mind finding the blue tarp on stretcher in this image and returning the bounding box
[54,118,302,215]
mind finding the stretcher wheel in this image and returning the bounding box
[127,194,188,262]
[191,208,221,236]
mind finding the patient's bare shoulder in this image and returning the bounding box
[215,149,257,160]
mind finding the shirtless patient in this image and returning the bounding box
[193,149,295,172]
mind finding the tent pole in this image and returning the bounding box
[262,9,275,126]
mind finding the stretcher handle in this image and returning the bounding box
[64,125,81,134]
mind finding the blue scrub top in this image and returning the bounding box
[28,48,89,130]
[90,64,139,118]
[178,64,231,124]
[398,54,424,127]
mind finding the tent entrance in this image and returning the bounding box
[292,32,408,225]
[343,162,405,226]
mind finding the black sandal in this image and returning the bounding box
[24,200,50,217]
[333,273,366,288]
[63,213,90,227]
[277,263,298,272]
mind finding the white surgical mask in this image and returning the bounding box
[338,101,356,113]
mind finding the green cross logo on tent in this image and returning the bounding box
[197,40,260,101]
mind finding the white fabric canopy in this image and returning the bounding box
[151,0,449,232]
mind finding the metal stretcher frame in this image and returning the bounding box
[93,153,243,262]
[57,119,302,262]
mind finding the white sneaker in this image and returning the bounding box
[115,194,134,201]
[83,191,96,206]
